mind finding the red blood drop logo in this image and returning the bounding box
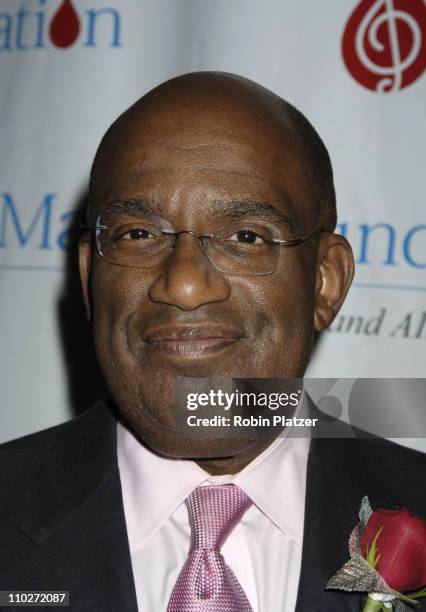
[49,0,81,48]
[342,0,426,92]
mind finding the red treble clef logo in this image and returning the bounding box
[342,0,426,92]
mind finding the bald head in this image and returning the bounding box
[88,72,336,230]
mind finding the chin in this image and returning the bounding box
[121,406,258,460]
[150,439,260,462]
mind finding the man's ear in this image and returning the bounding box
[79,236,94,323]
[314,233,355,332]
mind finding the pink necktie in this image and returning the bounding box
[167,484,254,612]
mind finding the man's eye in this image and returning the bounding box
[230,229,265,244]
[121,228,155,240]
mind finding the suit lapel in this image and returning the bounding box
[295,434,365,612]
[295,416,424,612]
[0,400,138,611]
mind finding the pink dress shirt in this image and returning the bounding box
[117,418,310,612]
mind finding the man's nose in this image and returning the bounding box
[148,233,231,310]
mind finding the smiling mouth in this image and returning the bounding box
[144,325,242,357]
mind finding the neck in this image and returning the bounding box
[194,437,278,475]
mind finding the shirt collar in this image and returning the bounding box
[231,433,309,545]
[117,400,310,551]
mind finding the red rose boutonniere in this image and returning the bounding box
[327,497,426,611]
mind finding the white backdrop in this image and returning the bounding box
[0,0,425,448]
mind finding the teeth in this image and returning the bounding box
[187,328,202,339]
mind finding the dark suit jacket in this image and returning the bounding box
[0,398,425,611]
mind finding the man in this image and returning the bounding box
[0,73,424,611]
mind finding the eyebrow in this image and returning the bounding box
[102,198,163,217]
[102,198,294,230]
[211,200,295,230]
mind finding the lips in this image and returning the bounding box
[143,324,242,357]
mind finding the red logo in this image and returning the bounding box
[342,0,426,92]
[49,0,81,49]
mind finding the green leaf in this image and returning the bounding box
[395,591,419,605]
[406,588,426,600]
[365,525,383,569]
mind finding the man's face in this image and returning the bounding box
[80,96,326,460]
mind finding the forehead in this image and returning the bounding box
[94,103,312,225]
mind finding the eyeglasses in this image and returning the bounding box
[83,214,319,276]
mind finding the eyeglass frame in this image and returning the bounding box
[81,214,322,277]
